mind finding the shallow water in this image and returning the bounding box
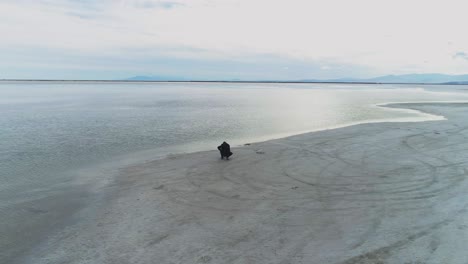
[1,81,468,262]
[2,82,468,197]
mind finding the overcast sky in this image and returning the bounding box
[1,0,468,80]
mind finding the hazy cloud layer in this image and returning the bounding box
[1,0,468,79]
[454,52,468,61]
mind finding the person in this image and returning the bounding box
[217,141,233,160]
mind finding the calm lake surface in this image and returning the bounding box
[2,82,468,197]
[1,81,468,262]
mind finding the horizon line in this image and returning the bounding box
[0,79,465,85]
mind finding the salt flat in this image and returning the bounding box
[24,103,468,264]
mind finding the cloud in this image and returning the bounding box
[0,45,374,80]
[453,52,468,61]
[133,1,184,9]
[1,0,468,79]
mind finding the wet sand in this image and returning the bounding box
[19,103,468,264]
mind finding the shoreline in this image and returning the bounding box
[106,100,454,163]
[93,101,454,164]
[14,102,468,264]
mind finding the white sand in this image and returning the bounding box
[22,103,468,264]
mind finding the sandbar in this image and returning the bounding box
[20,103,468,264]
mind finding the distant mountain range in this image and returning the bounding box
[127,74,468,84]
[126,75,190,81]
[299,74,468,84]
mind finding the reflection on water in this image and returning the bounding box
[1,82,468,201]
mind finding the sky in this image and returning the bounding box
[1,0,468,80]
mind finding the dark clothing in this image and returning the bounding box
[217,142,232,159]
